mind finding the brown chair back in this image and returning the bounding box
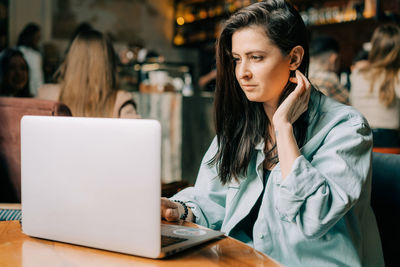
[0,97,72,202]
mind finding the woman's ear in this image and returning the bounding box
[289,45,304,70]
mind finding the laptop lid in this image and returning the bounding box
[21,116,162,258]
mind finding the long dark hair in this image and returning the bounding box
[17,23,40,50]
[212,0,310,184]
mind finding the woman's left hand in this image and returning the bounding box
[272,70,311,127]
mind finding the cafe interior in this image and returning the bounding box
[0,0,399,266]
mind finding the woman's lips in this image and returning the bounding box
[241,84,257,90]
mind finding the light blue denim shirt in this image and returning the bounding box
[172,91,384,266]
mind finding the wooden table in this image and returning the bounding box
[0,220,282,266]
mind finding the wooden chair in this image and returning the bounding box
[0,97,72,202]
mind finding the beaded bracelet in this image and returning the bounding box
[172,200,188,221]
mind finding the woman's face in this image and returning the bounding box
[7,55,28,91]
[232,26,291,107]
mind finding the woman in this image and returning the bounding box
[38,30,138,118]
[0,49,31,97]
[17,23,44,96]
[161,1,383,266]
[350,24,400,147]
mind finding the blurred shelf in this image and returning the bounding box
[171,0,396,48]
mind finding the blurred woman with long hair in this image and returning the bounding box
[17,23,43,96]
[351,24,400,147]
[38,29,138,118]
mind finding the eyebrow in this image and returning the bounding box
[231,50,268,56]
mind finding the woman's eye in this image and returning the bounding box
[251,55,263,61]
[232,57,240,63]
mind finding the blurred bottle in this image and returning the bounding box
[184,6,195,23]
[363,0,376,18]
[198,7,208,20]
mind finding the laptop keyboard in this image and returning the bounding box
[161,235,188,248]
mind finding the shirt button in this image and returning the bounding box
[258,233,264,239]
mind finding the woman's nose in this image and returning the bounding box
[237,61,252,80]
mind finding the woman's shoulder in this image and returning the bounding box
[18,46,41,58]
[113,90,139,118]
[351,60,369,72]
[350,67,369,82]
[304,93,371,156]
[116,90,133,100]
[315,92,369,127]
[115,90,135,109]
[36,83,60,101]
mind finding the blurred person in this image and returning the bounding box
[0,48,31,97]
[350,24,400,147]
[351,43,370,72]
[37,30,138,118]
[347,43,370,90]
[198,23,223,92]
[17,23,44,97]
[161,1,383,266]
[64,22,93,56]
[198,68,216,91]
[309,36,349,104]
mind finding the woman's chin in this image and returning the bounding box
[244,92,264,102]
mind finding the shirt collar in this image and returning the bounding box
[255,140,265,151]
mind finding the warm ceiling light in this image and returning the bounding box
[176,17,185,25]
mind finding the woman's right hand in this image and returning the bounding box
[272,70,311,127]
[161,197,181,221]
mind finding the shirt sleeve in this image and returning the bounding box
[171,137,227,230]
[275,114,372,239]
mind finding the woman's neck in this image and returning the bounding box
[262,101,278,122]
[262,100,279,171]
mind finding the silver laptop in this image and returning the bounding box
[21,116,224,258]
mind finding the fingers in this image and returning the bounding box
[295,71,311,106]
[287,70,311,121]
[161,197,180,222]
[164,208,180,221]
[289,70,311,93]
[161,197,177,208]
[300,72,311,100]
[274,70,311,124]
